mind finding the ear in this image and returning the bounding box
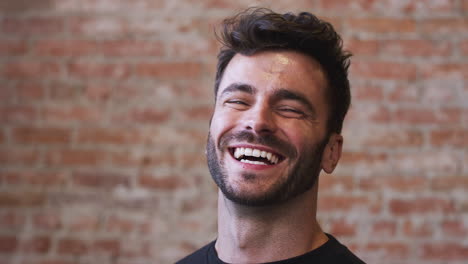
[321,133,343,174]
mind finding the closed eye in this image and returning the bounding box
[224,99,250,110]
[277,107,306,118]
[226,100,248,105]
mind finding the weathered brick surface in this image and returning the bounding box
[0,0,466,263]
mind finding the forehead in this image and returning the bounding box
[218,50,328,100]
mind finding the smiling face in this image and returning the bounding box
[207,50,342,206]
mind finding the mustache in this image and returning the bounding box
[219,130,297,158]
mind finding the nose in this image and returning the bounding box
[244,103,277,135]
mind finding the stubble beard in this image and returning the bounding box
[206,130,328,207]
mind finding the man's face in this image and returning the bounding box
[207,50,336,207]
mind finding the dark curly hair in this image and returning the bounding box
[214,7,352,134]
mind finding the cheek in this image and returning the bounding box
[282,123,323,152]
[209,109,235,141]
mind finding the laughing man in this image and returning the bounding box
[177,7,365,264]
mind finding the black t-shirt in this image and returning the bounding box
[176,234,366,264]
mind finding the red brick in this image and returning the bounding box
[119,239,151,258]
[358,128,423,147]
[45,149,107,167]
[67,62,131,80]
[318,175,354,192]
[460,40,468,56]
[0,130,5,144]
[67,214,99,232]
[179,151,209,170]
[390,198,454,215]
[0,84,14,102]
[359,175,427,192]
[20,236,51,253]
[101,40,163,57]
[392,151,459,174]
[12,126,71,144]
[346,17,416,33]
[1,17,64,35]
[84,83,112,101]
[0,148,39,166]
[318,194,372,212]
[420,18,467,35]
[112,107,170,124]
[388,83,420,102]
[0,39,28,55]
[423,243,468,260]
[77,127,145,145]
[181,105,213,121]
[381,0,456,13]
[340,151,388,164]
[366,242,409,258]
[0,211,26,229]
[442,220,468,237]
[167,37,218,59]
[344,38,379,57]
[391,107,461,124]
[430,128,468,147]
[48,82,83,101]
[329,219,356,236]
[15,82,46,100]
[110,150,177,167]
[72,171,130,188]
[149,127,207,146]
[371,220,397,236]
[352,83,384,101]
[0,236,17,253]
[33,211,62,230]
[106,216,135,233]
[1,61,61,79]
[33,39,100,57]
[92,239,120,256]
[135,62,203,79]
[0,106,37,124]
[351,61,417,80]
[69,17,128,36]
[0,192,46,208]
[25,259,77,264]
[2,170,66,186]
[420,63,467,80]
[42,105,103,123]
[431,175,468,191]
[57,238,88,255]
[318,0,377,11]
[139,174,187,190]
[380,39,451,57]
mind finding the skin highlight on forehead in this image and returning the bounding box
[268,53,291,73]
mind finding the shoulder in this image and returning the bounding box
[176,240,216,264]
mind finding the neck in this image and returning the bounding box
[215,184,328,263]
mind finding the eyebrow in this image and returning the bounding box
[220,83,256,97]
[272,89,316,115]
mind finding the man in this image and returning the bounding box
[177,7,365,264]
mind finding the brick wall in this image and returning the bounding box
[0,0,467,263]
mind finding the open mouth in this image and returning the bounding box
[229,147,284,165]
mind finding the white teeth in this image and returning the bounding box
[233,147,280,164]
[240,159,267,165]
[244,148,252,156]
[252,149,261,157]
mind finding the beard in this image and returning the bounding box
[206,130,328,207]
